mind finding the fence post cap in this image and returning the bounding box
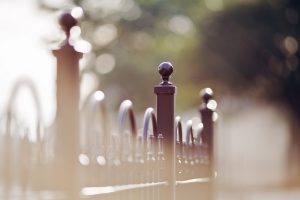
[59,11,78,37]
[158,61,173,85]
[200,88,213,104]
[53,9,84,57]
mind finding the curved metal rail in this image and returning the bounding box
[80,90,108,165]
[5,78,43,140]
[1,78,44,196]
[185,120,195,147]
[142,107,158,158]
[175,116,183,159]
[118,100,137,162]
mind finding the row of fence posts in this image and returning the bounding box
[0,9,217,200]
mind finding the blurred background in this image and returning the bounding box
[0,0,300,199]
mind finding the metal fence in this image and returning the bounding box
[0,10,217,200]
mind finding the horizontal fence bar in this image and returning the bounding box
[175,177,210,185]
[81,177,211,197]
[81,182,168,196]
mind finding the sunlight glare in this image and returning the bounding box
[71,7,83,19]
[94,91,105,101]
[168,15,194,35]
[93,24,118,46]
[96,53,116,74]
[79,153,90,166]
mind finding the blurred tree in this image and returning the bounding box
[39,0,256,111]
[38,0,215,112]
[199,0,300,185]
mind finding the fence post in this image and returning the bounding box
[199,88,215,174]
[52,10,82,197]
[154,62,176,200]
[199,88,215,199]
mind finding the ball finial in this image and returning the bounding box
[158,62,173,84]
[59,11,78,37]
[200,88,213,104]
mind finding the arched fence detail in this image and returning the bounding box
[0,9,217,200]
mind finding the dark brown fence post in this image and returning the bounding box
[199,88,215,200]
[52,10,82,197]
[154,62,176,200]
[199,88,214,173]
